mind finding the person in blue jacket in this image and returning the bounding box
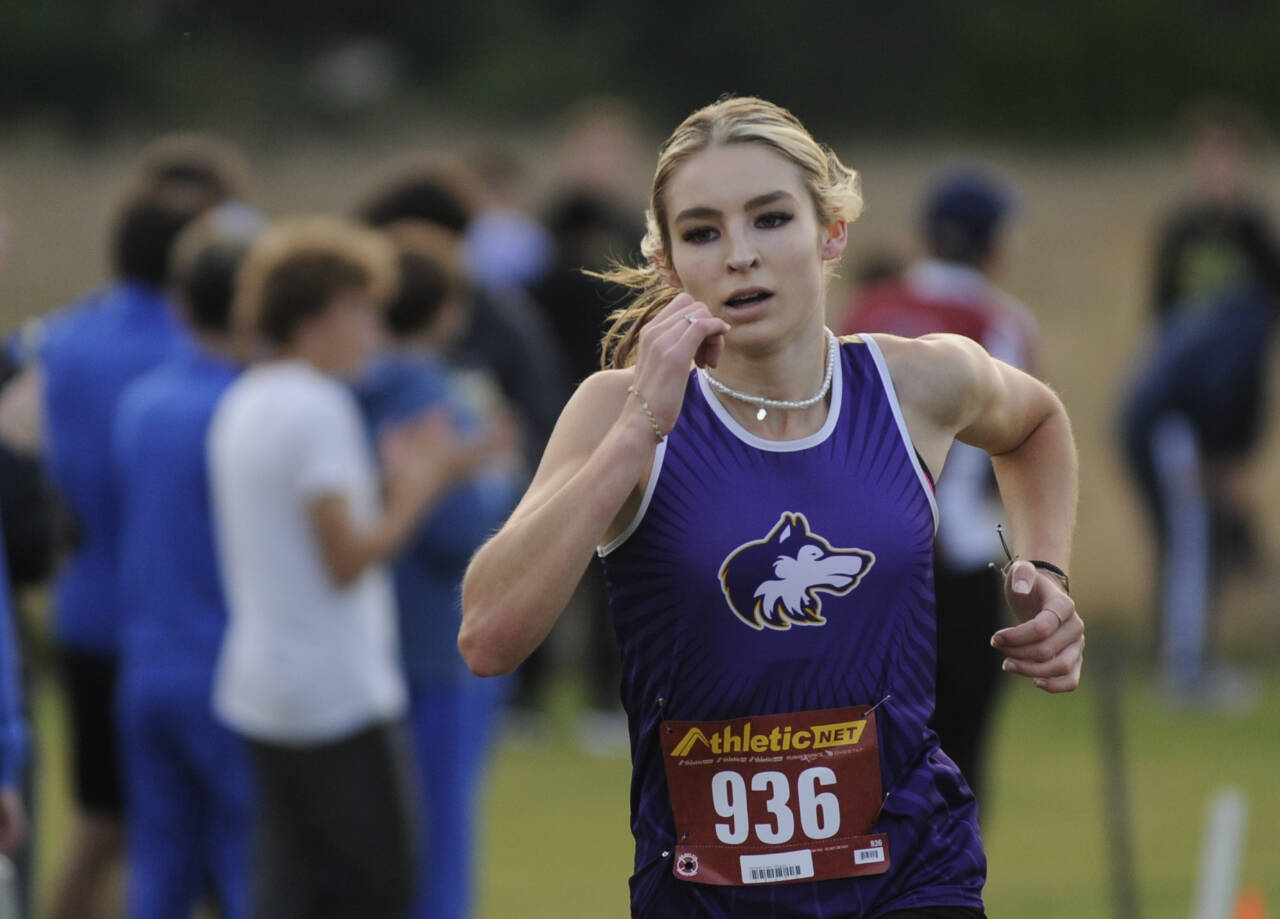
[112,205,263,919]
[355,222,520,919]
[37,179,218,919]
[1118,282,1275,707]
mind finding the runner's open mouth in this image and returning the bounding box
[725,290,772,307]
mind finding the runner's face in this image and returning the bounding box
[663,144,843,345]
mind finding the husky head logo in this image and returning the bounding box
[718,512,874,631]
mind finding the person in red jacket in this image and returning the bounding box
[839,168,1038,812]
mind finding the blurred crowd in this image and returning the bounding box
[0,98,649,919]
[0,93,1273,919]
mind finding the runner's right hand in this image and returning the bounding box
[627,292,731,436]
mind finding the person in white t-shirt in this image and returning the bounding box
[208,217,471,919]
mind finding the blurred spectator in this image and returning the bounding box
[507,100,650,750]
[534,96,648,388]
[1118,98,1280,708]
[0,344,55,594]
[1151,99,1280,325]
[1118,286,1274,708]
[208,217,472,919]
[136,132,252,204]
[0,189,30,908]
[33,177,219,919]
[355,222,520,919]
[111,205,265,919]
[463,146,553,295]
[532,191,643,388]
[357,157,569,471]
[554,96,647,205]
[839,167,1038,809]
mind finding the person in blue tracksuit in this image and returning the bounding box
[112,207,262,919]
[355,224,519,919]
[38,180,216,919]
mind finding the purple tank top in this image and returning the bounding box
[599,336,986,918]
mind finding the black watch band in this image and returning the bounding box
[1029,559,1070,594]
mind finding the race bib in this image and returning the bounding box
[660,705,890,886]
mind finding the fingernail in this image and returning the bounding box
[990,634,1002,648]
[1001,659,1015,673]
[1013,575,1031,593]
[1034,679,1047,689]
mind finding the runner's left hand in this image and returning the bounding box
[991,559,1084,693]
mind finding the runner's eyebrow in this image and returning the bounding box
[674,191,795,224]
[743,190,792,211]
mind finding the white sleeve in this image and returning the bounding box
[293,388,369,501]
[935,443,1004,570]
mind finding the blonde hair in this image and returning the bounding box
[233,216,397,347]
[597,96,862,369]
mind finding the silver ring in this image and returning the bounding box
[684,313,697,324]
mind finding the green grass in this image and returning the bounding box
[474,666,1280,919]
[25,649,1279,917]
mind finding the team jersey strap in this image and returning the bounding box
[659,705,890,886]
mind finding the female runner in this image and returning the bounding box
[460,96,1083,918]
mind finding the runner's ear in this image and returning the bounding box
[655,250,682,289]
[821,221,848,261]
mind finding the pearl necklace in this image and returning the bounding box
[700,329,839,421]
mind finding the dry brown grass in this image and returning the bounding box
[3,129,1277,657]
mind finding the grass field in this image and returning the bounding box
[4,129,1280,916]
[25,657,1280,918]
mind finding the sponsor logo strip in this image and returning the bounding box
[669,718,866,757]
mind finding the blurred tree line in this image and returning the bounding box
[4,0,1279,139]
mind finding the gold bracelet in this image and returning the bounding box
[627,385,665,442]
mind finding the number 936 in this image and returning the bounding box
[710,767,841,846]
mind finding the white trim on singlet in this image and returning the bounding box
[859,335,940,535]
[597,436,668,558]
[693,336,843,453]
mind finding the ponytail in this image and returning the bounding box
[592,260,681,370]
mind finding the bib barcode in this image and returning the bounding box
[854,846,886,865]
[739,849,816,884]
[751,865,804,881]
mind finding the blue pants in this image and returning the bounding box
[117,671,251,919]
[404,674,506,919]
[1118,286,1275,685]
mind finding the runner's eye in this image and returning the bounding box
[756,212,793,229]
[682,226,719,244]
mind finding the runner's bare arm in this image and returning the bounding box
[874,332,1083,693]
[458,369,648,676]
[460,295,730,677]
